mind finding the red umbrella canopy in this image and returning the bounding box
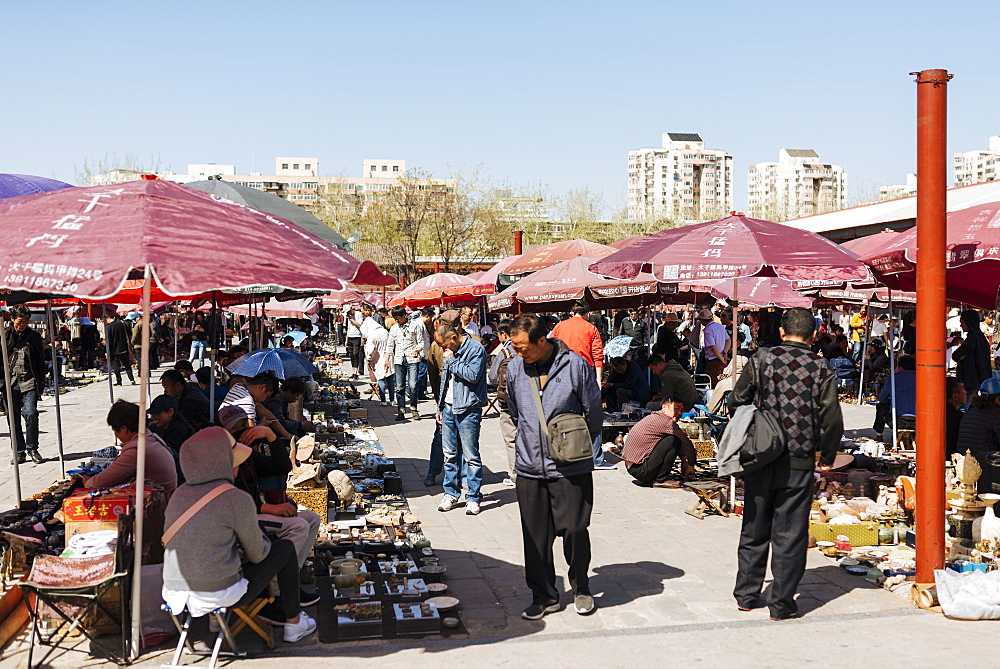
[811,287,916,306]
[705,276,814,309]
[488,257,670,313]
[0,180,393,300]
[840,230,903,257]
[861,201,1000,309]
[504,238,617,275]
[588,214,871,285]
[389,273,476,308]
[473,256,519,296]
[322,286,367,308]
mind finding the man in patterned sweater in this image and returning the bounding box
[728,307,842,621]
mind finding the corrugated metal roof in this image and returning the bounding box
[781,180,1000,239]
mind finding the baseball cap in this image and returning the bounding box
[148,394,178,415]
[980,378,1000,396]
[697,308,715,321]
[437,309,462,327]
[218,404,251,431]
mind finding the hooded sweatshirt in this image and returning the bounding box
[954,310,992,393]
[162,427,271,593]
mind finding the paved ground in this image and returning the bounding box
[2,360,997,667]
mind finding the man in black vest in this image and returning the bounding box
[728,307,842,620]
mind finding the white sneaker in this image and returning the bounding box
[283,611,317,643]
[465,500,481,515]
[502,478,516,488]
[438,495,459,512]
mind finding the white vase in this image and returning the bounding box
[974,494,1000,544]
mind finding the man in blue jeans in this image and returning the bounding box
[433,323,488,516]
[2,306,47,464]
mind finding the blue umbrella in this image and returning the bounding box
[0,173,74,199]
[283,330,308,345]
[226,348,318,379]
[604,335,633,359]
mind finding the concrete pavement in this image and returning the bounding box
[2,363,997,667]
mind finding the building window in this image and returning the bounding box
[382,165,388,171]
[305,163,311,170]
[370,165,376,171]
[393,165,399,172]
[293,164,299,170]
[282,163,288,169]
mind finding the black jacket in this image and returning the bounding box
[618,317,647,348]
[2,326,46,393]
[729,341,842,467]
[955,402,1000,458]
[953,311,992,394]
[105,319,132,356]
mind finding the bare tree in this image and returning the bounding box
[75,151,168,186]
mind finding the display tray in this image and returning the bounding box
[381,577,428,602]
[393,602,440,636]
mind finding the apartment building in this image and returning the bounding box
[627,133,733,223]
[747,149,847,219]
[954,136,1000,187]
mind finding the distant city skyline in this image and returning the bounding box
[2,1,998,215]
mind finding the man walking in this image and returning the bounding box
[2,306,46,464]
[488,320,517,488]
[344,306,364,379]
[386,306,429,422]
[505,314,602,619]
[728,307,841,620]
[690,308,729,387]
[434,322,487,515]
[105,312,136,386]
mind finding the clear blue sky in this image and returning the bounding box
[2,0,998,212]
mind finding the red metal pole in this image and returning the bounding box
[913,68,952,587]
[513,230,523,256]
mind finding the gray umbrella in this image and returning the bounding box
[185,178,350,250]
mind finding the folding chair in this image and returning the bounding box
[19,513,133,668]
[484,390,502,415]
[161,583,275,669]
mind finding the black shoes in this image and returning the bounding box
[28,449,43,464]
[11,453,26,465]
[395,411,405,421]
[521,602,560,620]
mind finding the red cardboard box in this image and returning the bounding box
[62,488,150,522]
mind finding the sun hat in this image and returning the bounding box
[662,312,680,323]
[697,308,715,321]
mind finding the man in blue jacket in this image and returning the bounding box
[506,314,603,620]
[601,356,651,411]
[434,322,488,516]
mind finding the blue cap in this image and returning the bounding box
[980,378,1000,396]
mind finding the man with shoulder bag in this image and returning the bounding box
[505,314,603,620]
[727,307,842,621]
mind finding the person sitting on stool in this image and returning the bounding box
[601,356,650,412]
[620,397,696,488]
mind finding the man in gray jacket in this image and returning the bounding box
[505,314,603,620]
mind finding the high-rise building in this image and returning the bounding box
[879,174,917,201]
[747,149,847,220]
[954,136,1000,187]
[627,133,733,223]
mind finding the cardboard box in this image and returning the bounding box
[62,488,151,522]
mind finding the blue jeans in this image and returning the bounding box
[189,340,206,367]
[378,375,395,404]
[1,387,39,454]
[593,434,605,467]
[442,405,483,503]
[416,359,429,399]
[394,359,419,411]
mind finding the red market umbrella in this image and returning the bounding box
[322,286,367,308]
[504,238,617,275]
[861,201,1000,309]
[810,287,916,306]
[705,276,814,309]
[840,230,904,257]
[389,273,476,308]
[587,214,871,285]
[488,257,673,313]
[610,236,644,250]
[229,297,321,318]
[473,256,519,296]
[0,179,393,299]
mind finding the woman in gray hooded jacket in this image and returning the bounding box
[161,427,316,643]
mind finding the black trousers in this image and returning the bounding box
[626,437,678,484]
[346,337,363,373]
[734,464,813,618]
[111,352,134,384]
[238,539,299,620]
[516,473,593,606]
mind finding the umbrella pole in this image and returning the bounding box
[0,313,23,505]
[856,301,871,404]
[730,279,739,378]
[45,301,66,477]
[102,302,115,405]
[173,312,178,363]
[889,290,898,449]
[209,292,218,418]
[130,266,152,659]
